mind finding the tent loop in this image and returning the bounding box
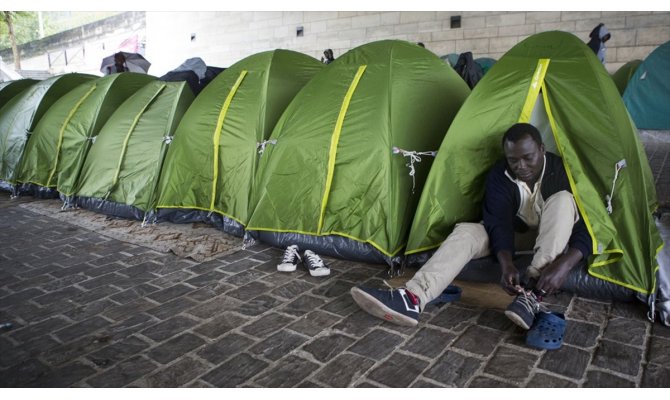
[257,139,277,155]
[605,159,627,214]
[88,136,97,144]
[392,146,437,193]
[162,135,173,144]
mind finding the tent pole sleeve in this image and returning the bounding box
[106,83,167,199]
[45,84,97,187]
[209,70,248,212]
[317,65,367,234]
[518,59,550,123]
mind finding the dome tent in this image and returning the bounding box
[406,32,662,308]
[0,73,96,194]
[74,81,194,221]
[155,49,323,236]
[246,40,470,265]
[15,73,156,200]
[0,79,37,110]
[611,59,642,96]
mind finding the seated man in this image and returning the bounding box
[351,122,592,329]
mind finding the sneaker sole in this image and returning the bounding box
[504,310,532,330]
[309,268,330,277]
[350,287,418,327]
[277,264,297,272]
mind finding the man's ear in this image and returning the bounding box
[540,143,545,154]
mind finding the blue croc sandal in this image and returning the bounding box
[526,311,566,350]
[427,285,462,306]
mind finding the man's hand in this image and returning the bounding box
[497,250,522,295]
[536,248,583,295]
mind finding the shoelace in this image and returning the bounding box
[305,252,324,268]
[517,291,542,314]
[282,246,300,263]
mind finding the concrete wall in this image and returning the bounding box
[4,11,669,77]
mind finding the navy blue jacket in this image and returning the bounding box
[482,152,592,260]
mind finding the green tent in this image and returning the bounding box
[406,31,662,298]
[611,59,642,96]
[74,81,194,220]
[0,73,96,192]
[0,79,37,109]
[623,41,670,130]
[247,40,471,263]
[156,49,323,236]
[15,73,155,200]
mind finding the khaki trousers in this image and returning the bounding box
[406,190,578,310]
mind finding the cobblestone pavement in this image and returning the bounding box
[1,131,669,388]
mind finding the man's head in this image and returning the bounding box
[502,123,545,186]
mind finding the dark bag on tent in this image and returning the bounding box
[454,52,483,89]
[159,70,202,96]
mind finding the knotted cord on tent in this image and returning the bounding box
[257,139,277,155]
[605,159,627,215]
[392,146,437,193]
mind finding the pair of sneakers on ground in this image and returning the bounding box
[350,284,548,329]
[277,244,330,277]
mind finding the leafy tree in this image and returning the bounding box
[1,11,39,70]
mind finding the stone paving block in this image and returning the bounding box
[367,352,429,388]
[641,363,670,387]
[194,312,249,339]
[241,312,294,338]
[220,249,257,263]
[202,353,268,387]
[411,379,444,388]
[651,323,670,339]
[320,293,360,317]
[109,283,161,305]
[483,346,538,385]
[227,280,274,301]
[282,294,328,317]
[569,298,610,325]
[287,310,342,337]
[41,335,108,366]
[64,299,119,322]
[4,301,62,325]
[302,333,355,362]
[526,372,577,388]
[105,313,159,340]
[602,317,647,346]
[185,270,227,287]
[270,279,315,300]
[249,330,309,361]
[103,298,158,321]
[476,309,515,331]
[40,274,88,291]
[0,288,46,306]
[87,335,151,368]
[253,354,318,388]
[220,258,263,274]
[232,295,282,317]
[147,333,206,364]
[144,356,209,388]
[84,262,126,278]
[451,325,504,357]
[54,316,111,343]
[224,269,266,286]
[86,355,158,387]
[469,375,518,387]
[187,259,227,274]
[0,358,51,387]
[146,297,198,320]
[648,336,670,366]
[149,271,195,289]
[120,262,163,279]
[186,281,234,301]
[583,370,636,387]
[348,329,405,360]
[146,283,193,304]
[592,339,643,376]
[311,280,352,298]
[563,319,601,348]
[427,305,480,332]
[8,274,53,291]
[197,333,256,364]
[296,380,325,388]
[32,360,97,387]
[140,315,199,341]
[14,335,61,358]
[78,273,125,290]
[70,285,120,304]
[424,350,483,387]
[402,327,456,358]
[538,345,591,380]
[332,309,383,337]
[252,260,279,274]
[8,316,70,343]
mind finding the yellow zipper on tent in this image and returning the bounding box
[209,70,248,212]
[105,83,167,200]
[317,65,367,234]
[518,59,550,123]
[45,84,97,187]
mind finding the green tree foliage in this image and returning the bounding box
[1,11,40,50]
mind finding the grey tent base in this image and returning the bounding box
[17,183,59,199]
[405,251,637,302]
[247,230,402,267]
[156,208,245,238]
[0,180,15,194]
[76,196,147,221]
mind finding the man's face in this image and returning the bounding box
[503,134,545,186]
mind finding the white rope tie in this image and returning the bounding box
[257,139,277,155]
[605,159,626,215]
[392,146,437,193]
[162,135,173,144]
